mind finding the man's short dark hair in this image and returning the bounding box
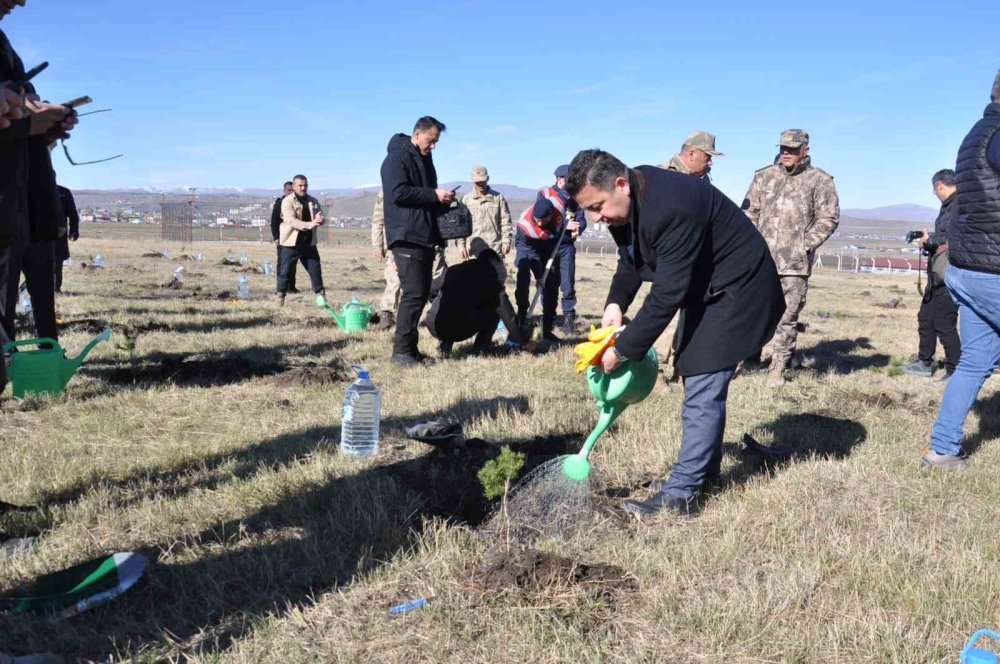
[413,116,446,134]
[565,149,628,198]
[293,174,307,182]
[932,169,956,187]
[992,69,1000,104]
[283,180,294,187]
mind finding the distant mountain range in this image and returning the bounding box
[842,204,938,223]
[81,186,941,223]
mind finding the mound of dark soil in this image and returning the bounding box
[271,362,348,387]
[475,548,636,595]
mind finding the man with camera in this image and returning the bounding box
[380,116,455,366]
[902,170,961,380]
[276,175,326,304]
[923,70,1000,470]
[742,129,839,387]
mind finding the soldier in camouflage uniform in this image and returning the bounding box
[743,129,840,387]
[371,190,446,331]
[659,130,723,179]
[457,165,512,258]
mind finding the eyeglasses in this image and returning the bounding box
[60,108,123,166]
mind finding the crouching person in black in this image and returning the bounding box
[426,238,535,356]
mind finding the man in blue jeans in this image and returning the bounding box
[567,149,783,516]
[923,70,1000,470]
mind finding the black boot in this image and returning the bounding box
[542,319,560,343]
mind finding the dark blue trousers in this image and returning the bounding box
[557,242,577,315]
[660,366,737,499]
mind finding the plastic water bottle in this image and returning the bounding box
[237,274,250,300]
[239,251,248,266]
[196,252,205,262]
[16,290,32,318]
[340,365,381,458]
[263,259,274,276]
[63,258,72,268]
[173,266,185,282]
[93,253,105,268]
[226,251,235,263]
[162,248,170,258]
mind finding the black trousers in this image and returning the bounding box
[392,245,436,356]
[0,245,16,390]
[429,307,499,350]
[276,243,297,291]
[514,256,559,328]
[277,245,323,294]
[3,240,57,344]
[918,284,961,373]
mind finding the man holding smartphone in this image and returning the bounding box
[380,116,454,366]
[1,7,78,393]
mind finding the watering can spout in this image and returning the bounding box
[64,327,112,381]
[315,294,347,330]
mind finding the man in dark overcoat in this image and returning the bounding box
[566,149,785,516]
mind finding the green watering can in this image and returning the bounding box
[563,346,659,481]
[316,295,375,332]
[3,328,111,398]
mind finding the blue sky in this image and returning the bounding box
[5,0,999,208]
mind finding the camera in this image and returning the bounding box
[905,230,924,243]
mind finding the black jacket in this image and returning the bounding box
[425,249,526,345]
[925,193,956,289]
[608,166,784,376]
[58,185,79,238]
[379,133,442,249]
[0,29,30,248]
[26,133,60,242]
[950,103,1000,274]
[270,196,283,241]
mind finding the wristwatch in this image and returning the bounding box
[611,346,625,362]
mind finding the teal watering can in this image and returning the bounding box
[563,346,659,481]
[316,295,375,332]
[962,629,1000,664]
[3,328,112,398]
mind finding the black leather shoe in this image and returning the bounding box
[390,353,423,367]
[623,492,700,517]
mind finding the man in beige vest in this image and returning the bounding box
[277,174,326,305]
[659,131,723,179]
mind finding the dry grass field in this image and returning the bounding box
[1,238,997,663]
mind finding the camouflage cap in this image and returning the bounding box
[683,131,723,156]
[778,129,809,148]
[471,165,489,182]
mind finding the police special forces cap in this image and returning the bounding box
[471,165,489,182]
[683,131,723,156]
[778,129,809,148]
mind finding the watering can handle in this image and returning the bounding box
[963,629,1000,661]
[3,338,60,353]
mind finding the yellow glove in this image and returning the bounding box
[572,325,618,374]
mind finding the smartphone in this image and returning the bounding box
[451,185,462,193]
[63,95,93,110]
[17,61,48,87]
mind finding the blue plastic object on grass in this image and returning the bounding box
[963,629,1000,664]
[389,597,426,615]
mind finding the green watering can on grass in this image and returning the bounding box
[563,346,659,481]
[316,295,375,332]
[3,328,111,398]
